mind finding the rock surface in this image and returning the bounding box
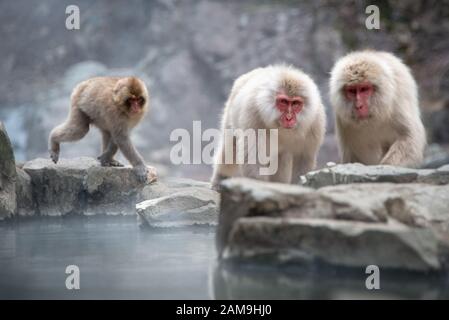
[22,157,155,216]
[139,178,210,200]
[137,185,219,227]
[15,167,34,217]
[303,163,449,188]
[226,217,444,272]
[218,177,449,272]
[0,122,16,220]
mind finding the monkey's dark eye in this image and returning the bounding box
[139,97,145,105]
[279,99,288,105]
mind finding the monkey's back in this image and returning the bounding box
[70,77,143,131]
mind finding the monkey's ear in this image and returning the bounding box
[112,79,128,104]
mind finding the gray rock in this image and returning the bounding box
[225,217,446,272]
[418,164,449,185]
[139,178,210,201]
[136,187,219,227]
[218,178,449,272]
[303,163,449,188]
[0,122,16,220]
[217,178,388,255]
[15,167,35,217]
[23,157,151,216]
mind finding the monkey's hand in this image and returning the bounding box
[50,150,59,164]
[210,174,228,192]
[133,164,151,183]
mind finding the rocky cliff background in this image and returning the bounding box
[0,0,448,180]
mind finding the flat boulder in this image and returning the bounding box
[303,163,449,188]
[218,178,449,272]
[136,187,219,227]
[139,178,210,201]
[22,157,156,216]
[226,217,444,272]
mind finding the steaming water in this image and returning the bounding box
[1,216,449,299]
[0,217,215,299]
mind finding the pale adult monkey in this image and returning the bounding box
[329,50,426,167]
[211,65,326,189]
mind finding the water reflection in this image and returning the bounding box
[212,261,449,299]
[0,217,216,299]
[1,216,448,299]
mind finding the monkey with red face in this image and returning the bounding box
[211,65,326,189]
[49,76,152,182]
[330,50,426,167]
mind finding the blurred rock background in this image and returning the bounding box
[0,0,448,180]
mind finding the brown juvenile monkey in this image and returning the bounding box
[329,50,426,167]
[49,76,151,182]
[211,65,326,189]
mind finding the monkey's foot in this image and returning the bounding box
[99,158,124,167]
[50,151,59,164]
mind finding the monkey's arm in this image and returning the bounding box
[271,152,293,183]
[335,118,358,163]
[381,137,424,167]
[210,132,239,190]
[380,118,425,168]
[291,151,317,183]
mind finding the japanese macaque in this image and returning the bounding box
[330,50,426,167]
[49,76,151,182]
[211,65,326,189]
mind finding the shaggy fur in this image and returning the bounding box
[329,50,426,167]
[211,65,326,188]
[48,76,150,181]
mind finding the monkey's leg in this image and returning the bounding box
[101,130,111,153]
[48,109,90,163]
[98,131,124,167]
[211,137,239,191]
[112,132,148,182]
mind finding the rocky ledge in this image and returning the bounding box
[218,175,449,273]
[9,158,218,226]
[1,122,219,224]
[303,163,449,188]
[18,157,159,217]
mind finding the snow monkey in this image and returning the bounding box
[49,76,151,182]
[329,50,426,167]
[211,65,326,190]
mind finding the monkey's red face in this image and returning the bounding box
[344,82,373,120]
[275,94,303,128]
[126,96,146,114]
